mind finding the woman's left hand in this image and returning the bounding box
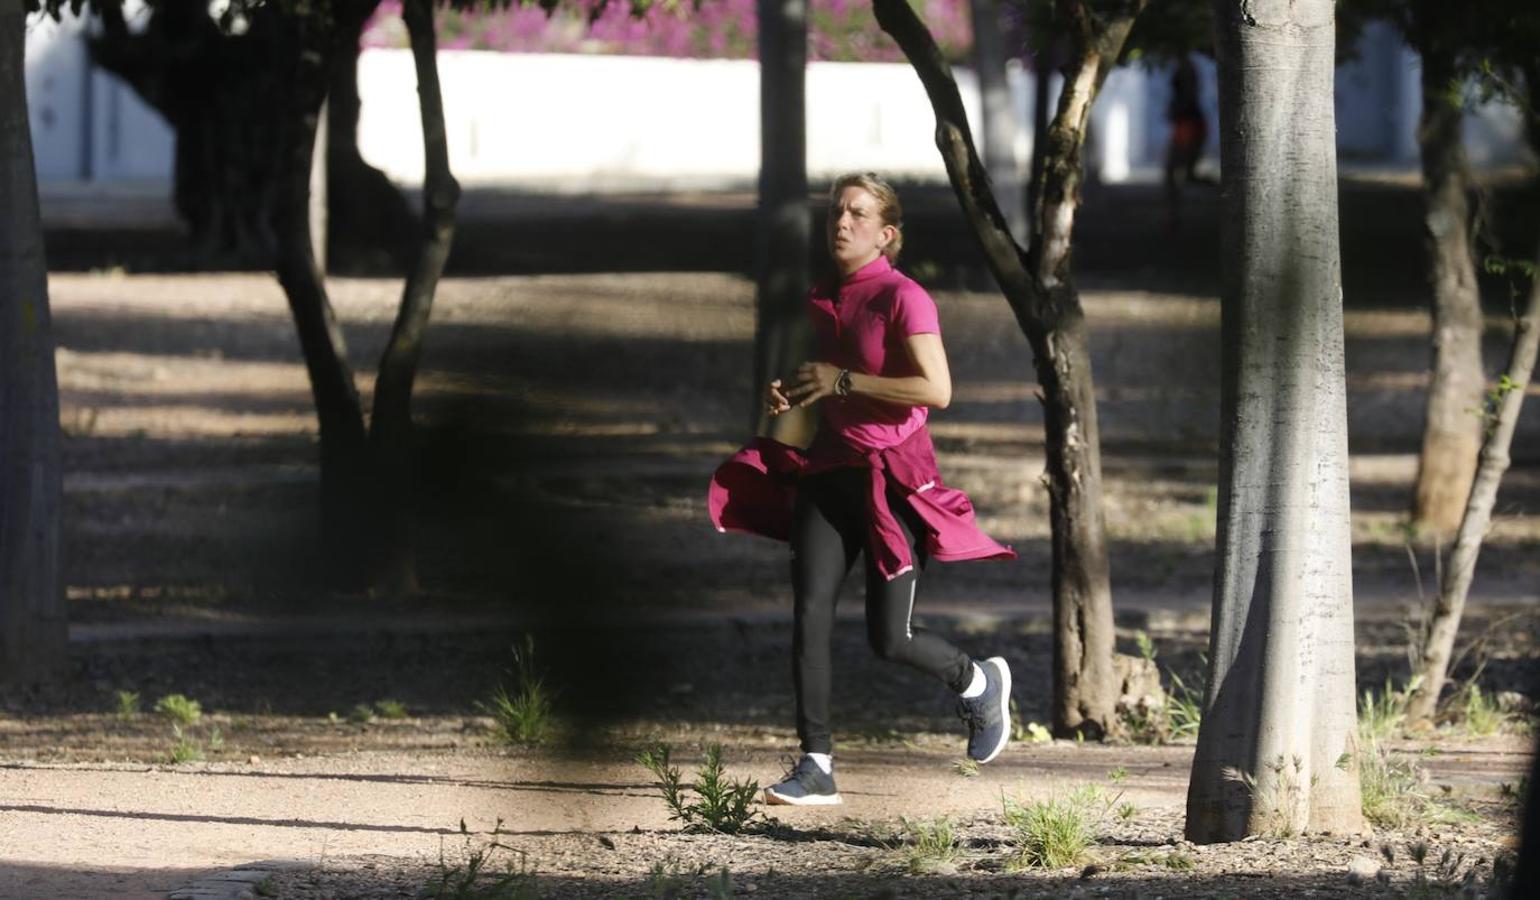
[786,361,842,407]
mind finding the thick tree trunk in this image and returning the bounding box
[367,0,462,595]
[971,0,1025,242]
[0,0,67,683]
[1517,714,1540,894]
[270,12,375,585]
[1411,45,1485,536]
[1407,246,1539,725]
[753,0,815,444]
[327,0,417,274]
[1185,0,1363,842]
[873,0,1132,737]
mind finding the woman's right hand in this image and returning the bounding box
[765,379,792,418]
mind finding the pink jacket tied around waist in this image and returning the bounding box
[708,426,1016,581]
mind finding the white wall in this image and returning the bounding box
[24,31,1531,191]
[23,6,174,182]
[355,51,1005,189]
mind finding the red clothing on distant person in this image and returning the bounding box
[709,256,1014,580]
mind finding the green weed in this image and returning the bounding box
[1359,678,1418,741]
[154,693,202,727]
[637,743,760,834]
[424,819,538,900]
[1222,754,1306,837]
[114,690,141,720]
[900,816,963,874]
[952,758,980,778]
[1358,738,1425,830]
[1356,738,1479,831]
[1008,699,1054,744]
[1460,684,1503,736]
[168,726,204,765]
[375,699,409,719]
[1135,631,1156,662]
[1002,785,1118,870]
[478,636,555,746]
[1116,801,1138,822]
[643,859,732,900]
[1381,840,1502,899]
[1164,670,1203,741]
[347,704,376,725]
[1117,849,1194,871]
[1118,635,1203,743]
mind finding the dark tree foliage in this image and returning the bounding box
[31,0,544,270]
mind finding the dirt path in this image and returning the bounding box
[1,730,1528,898]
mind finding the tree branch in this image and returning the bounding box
[870,0,1036,306]
[370,0,461,451]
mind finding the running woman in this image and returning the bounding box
[709,173,1017,806]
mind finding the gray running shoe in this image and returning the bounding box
[958,656,1012,763]
[764,755,842,806]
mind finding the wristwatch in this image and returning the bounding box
[834,368,853,397]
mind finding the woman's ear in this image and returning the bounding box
[879,224,897,249]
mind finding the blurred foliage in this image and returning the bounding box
[363,0,973,62]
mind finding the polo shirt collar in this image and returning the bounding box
[841,254,892,285]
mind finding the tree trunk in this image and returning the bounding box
[1515,718,1540,894]
[1185,0,1363,842]
[753,0,815,444]
[971,0,1025,242]
[1411,44,1485,536]
[1407,245,1539,724]
[269,11,375,585]
[327,0,418,274]
[0,0,67,684]
[1026,44,1053,237]
[367,0,462,595]
[873,0,1133,738]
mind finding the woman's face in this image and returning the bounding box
[828,186,894,275]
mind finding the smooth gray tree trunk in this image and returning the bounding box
[1,0,67,682]
[753,0,814,444]
[1407,244,1539,725]
[1186,0,1364,842]
[971,0,1025,242]
[1411,45,1484,537]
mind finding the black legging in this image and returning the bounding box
[791,467,973,754]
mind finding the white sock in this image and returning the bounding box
[807,752,833,775]
[959,662,987,699]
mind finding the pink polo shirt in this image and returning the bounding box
[808,255,940,452]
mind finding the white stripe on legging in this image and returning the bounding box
[905,579,916,639]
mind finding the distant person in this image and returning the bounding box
[1164,54,1211,228]
[709,173,1017,806]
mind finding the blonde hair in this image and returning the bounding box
[829,172,904,261]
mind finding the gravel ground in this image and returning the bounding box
[257,802,1523,898]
